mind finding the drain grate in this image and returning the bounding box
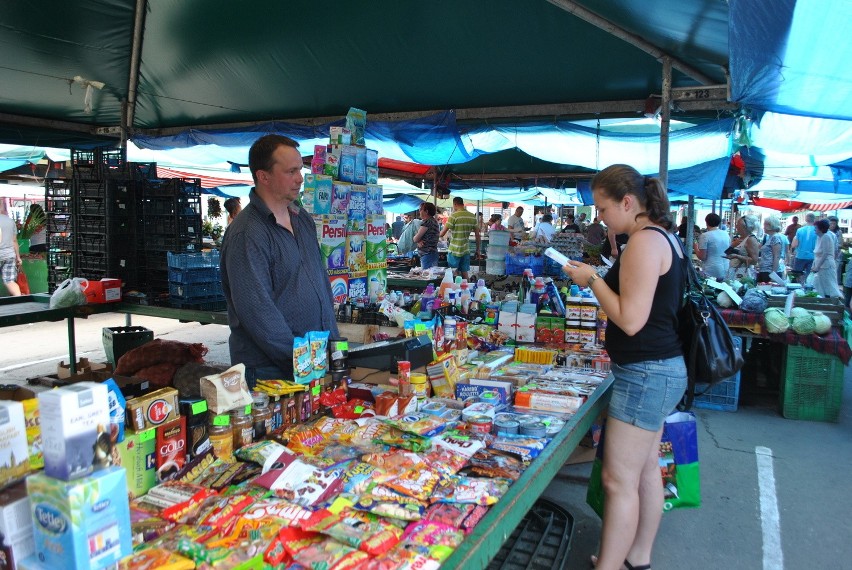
[487,498,574,570]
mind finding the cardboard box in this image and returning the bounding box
[125,387,179,432]
[0,387,41,470]
[38,382,111,481]
[8,531,36,568]
[27,467,132,570]
[82,278,122,304]
[179,398,211,460]
[114,429,157,500]
[0,401,30,489]
[515,312,537,343]
[56,358,111,380]
[0,481,31,543]
[155,417,186,483]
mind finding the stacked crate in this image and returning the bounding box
[73,178,135,284]
[167,251,225,310]
[44,179,74,292]
[136,178,203,302]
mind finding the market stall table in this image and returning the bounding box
[442,375,612,569]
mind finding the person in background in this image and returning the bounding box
[784,215,801,247]
[561,213,581,233]
[224,197,242,225]
[603,231,629,261]
[757,216,784,283]
[533,213,556,243]
[476,212,488,234]
[828,216,844,283]
[585,216,606,245]
[577,211,589,232]
[26,203,47,253]
[440,197,480,279]
[561,164,686,570]
[506,206,526,241]
[391,215,405,240]
[694,212,729,280]
[811,218,842,298]
[0,200,22,296]
[790,213,817,282]
[488,214,505,230]
[413,202,440,269]
[727,215,760,280]
[220,134,338,388]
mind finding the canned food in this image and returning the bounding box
[494,418,520,435]
[468,414,493,434]
[519,421,548,438]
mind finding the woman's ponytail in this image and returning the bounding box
[644,176,675,231]
[592,165,674,231]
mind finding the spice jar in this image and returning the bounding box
[208,421,234,462]
[229,406,254,450]
[251,392,272,439]
[410,373,430,400]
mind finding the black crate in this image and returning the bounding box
[45,179,72,197]
[49,235,73,251]
[77,215,106,234]
[142,235,201,252]
[487,499,574,570]
[77,252,108,274]
[77,197,106,216]
[125,162,157,181]
[45,197,72,214]
[48,251,73,268]
[77,234,107,254]
[169,298,227,312]
[47,214,72,233]
[103,326,154,367]
[75,179,105,198]
[168,280,223,300]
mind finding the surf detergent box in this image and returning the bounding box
[331,181,350,214]
[0,401,30,489]
[38,382,111,482]
[318,214,347,272]
[366,184,383,214]
[312,175,333,215]
[28,467,132,570]
[348,272,367,301]
[329,272,349,304]
[347,185,367,233]
[366,214,388,268]
[346,232,367,273]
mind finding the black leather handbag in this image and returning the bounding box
[677,242,745,410]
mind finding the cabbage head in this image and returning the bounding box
[716,291,734,308]
[790,307,810,318]
[811,312,833,335]
[764,308,790,334]
[792,313,817,335]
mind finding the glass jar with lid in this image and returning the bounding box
[251,391,273,439]
[229,406,254,450]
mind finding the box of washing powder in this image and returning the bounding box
[318,214,347,272]
[347,185,367,233]
[365,214,388,268]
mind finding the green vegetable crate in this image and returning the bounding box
[779,344,844,422]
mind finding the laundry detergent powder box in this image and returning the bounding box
[367,267,388,300]
[366,214,388,267]
[302,174,316,213]
[347,185,367,233]
[38,382,111,481]
[348,272,367,301]
[318,214,348,271]
[346,232,367,273]
[366,184,383,214]
[312,175,333,215]
[329,272,349,304]
[0,402,30,489]
[331,181,351,214]
[28,467,132,570]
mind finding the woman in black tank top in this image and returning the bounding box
[562,164,687,570]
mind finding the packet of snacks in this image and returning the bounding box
[200,363,253,414]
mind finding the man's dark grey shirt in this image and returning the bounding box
[220,190,338,376]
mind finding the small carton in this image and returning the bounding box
[497,310,517,341]
[0,481,31,544]
[0,401,30,491]
[515,312,537,343]
[155,417,186,483]
[365,184,383,215]
[27,467,132,570]
[365,214,388,267]
[179,399,211,460]
[347,272,367,301]
[125,387,179,432]
[312,174,333,215]
[331,181,351,213]
[38,382,111,481]
[114,429,156,499]
[318,214,347,272]
[0,387,41,470]
[328,272,349,305]
[346,232,367,273]
[81,278,122,304]
[346,185,367,233]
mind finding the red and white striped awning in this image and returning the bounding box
[156,166,253,188]
[806,201,852,211]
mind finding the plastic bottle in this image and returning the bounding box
[544,278,566,317]
[474,278,491,303]
[444,316,457,352]
[459,281,471,314]
[530,277,546,307]
[520,268,535,303]
[438,268,454,300]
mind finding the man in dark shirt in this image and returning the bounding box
[391,216,405,240]
[221,134,339,387]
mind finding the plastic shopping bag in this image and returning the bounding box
[49,277,89,308]
[586,412,701,517]
[16,269,30,295]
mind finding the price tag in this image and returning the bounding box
[139,428,155,443]
[312,385,321,396]
[213,414,230,426]
[354,406,364,414]
[244,405,252,415]
[191,401,208,415]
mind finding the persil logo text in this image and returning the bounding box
[322,225,346,239]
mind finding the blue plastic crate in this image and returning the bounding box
[505,253,544,276]
[168,280,223,300]
[168,267,220,284]
[543,256,566,277]
[167,251,220,270]
[693,336,743,412]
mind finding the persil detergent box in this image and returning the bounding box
[346,232,367,273]
[365,214,388,268]
[329,273,349,304]
[331,181,351,214]
[347,185,367,233]
[38,382,111,481]
[312,175,333,215]
[28,466,132,570]
[318,214,347,272]
[0,401,30,489]
[365,184,383,214]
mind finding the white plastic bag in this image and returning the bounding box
[805,271,817,289]
[49,278,89,308]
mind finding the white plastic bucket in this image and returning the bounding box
[486,259,506,274]
[487,244,509,260]
[488,230,511,247]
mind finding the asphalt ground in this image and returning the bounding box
[1,314,850,570]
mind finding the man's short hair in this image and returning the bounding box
[248,134,300,183]
[705,213,721,228]
[224,197,241,216]
[805,213,816,223]
[542,214,553,223]
[453,197,464,206]
[791,216,799,223]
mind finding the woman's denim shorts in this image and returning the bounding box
[607,356,687,432]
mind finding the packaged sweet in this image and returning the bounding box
[283,425,328,455]
[119,547,195,570]
[342,461,393,494]
[196,493,256,527]
[383,467,442,502]
[361,450,426,472]
[422,503,476,528]
[240,498,315,527]
[354,489,427,521]
[381,412,449,437]
[291,538,371,570]
[253,454,343,507]
[401,520,465,548]
[467,449,524,481]
[375,428,432,452]
[431,476,511,505]
[199,363,253,415]
[234,439,291,470]
[368,549,441,570]
[421,448,469,478]
[293,336,313,384]
[432,431,486,458]
[308,330,330,381]
[490,435,551,461]
[302,507,402,555]
[350,420,393,447]
[461,505,489,533]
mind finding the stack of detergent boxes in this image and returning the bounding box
[303,107,388,305]
[20,382,131,569]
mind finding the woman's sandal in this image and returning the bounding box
[590,556,651,570]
